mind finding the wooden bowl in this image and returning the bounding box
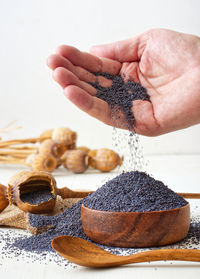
[81,203,190,248]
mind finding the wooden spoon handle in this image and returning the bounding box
[121,249,200,266]
[177,193,200,199]
[56,189,200,200]
[57,187,93,199]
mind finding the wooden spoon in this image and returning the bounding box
[176,192,200,199]
[52,235,200,267]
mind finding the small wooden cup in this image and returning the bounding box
[81,203,190,248]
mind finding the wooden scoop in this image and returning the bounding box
[81,203,190,247]
[52,235,200,267]
[0,171,93,214]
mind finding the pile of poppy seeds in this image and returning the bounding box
[0,72,200,265]
[83,171,188,212]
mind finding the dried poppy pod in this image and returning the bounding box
[52,127,77,147]
[7,171,57,214]
[88,148,123,172]
[62,150,88,173]
[0,184,9,213]
[76,146,90,154]
[32,153,57,172]
[38,139,67,158]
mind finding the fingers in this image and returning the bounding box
[53,67,96,95]
[64,85,112,125]
[47,54,74,72]
[90,35,146,63]
[53,69,131,129]
[73,66,113,87]
[47,54,113,88]
[56,45,121,75]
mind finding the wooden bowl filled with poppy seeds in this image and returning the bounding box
[81,171,190,248]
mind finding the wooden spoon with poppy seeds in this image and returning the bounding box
[52,235,200,268]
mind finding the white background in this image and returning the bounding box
[0,0,200,155]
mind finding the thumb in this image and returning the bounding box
[90,35,144,62]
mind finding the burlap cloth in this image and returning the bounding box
[0,196,80,234]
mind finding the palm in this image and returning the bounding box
[47,29,200,136]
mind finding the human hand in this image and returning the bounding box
[47,29,200,136]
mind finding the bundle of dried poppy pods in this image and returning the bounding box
[0,127,123,173]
